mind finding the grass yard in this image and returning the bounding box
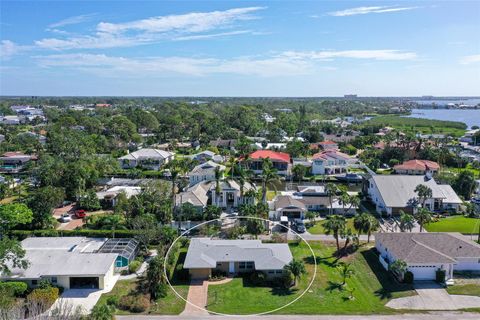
[424,216,480,234]
[207,242,415,315]
[308,218,356,235]
[447,284,480,297]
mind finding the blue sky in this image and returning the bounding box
[0,0,479,96]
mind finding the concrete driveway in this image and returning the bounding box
[387,281,480,310]
[49,274,120,315]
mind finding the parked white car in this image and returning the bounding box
[59,213,72,223]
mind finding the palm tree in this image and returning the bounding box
[415,207,432,232]
[390,259,408,279]
[353,213,379,243]
[233,164,253,205]
[260,158,279,204]
[283,259,306,287]
[339,192,350,216]
[414,184,432,209]
[337,262,355,285]
[399,210,415,232]
[323,215,346,251]
[167,159,188,210]
[325,182,337,215]
[214,166,223,207]
[347,195,361,215]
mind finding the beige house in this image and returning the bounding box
[184,238,293,279]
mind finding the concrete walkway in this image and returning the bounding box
[180,279,209,316]
[387,281,480,310]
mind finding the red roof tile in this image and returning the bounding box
[394,159,440,171]
[248,150,291,163]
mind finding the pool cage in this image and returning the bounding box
[98,238,140,269]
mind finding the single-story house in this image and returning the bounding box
[0,152,37,173]
[118,148,174,170]
[318,140,338,150]
[97,238,140,268]
[96,186,142,207]
[368,175,462,216]
[210,139,237,150]
[245,150,291,176]
[376,232,480,281]
[188,161,226,186]
[272,195,307,220]
[184,238,293,279]
[393,159,440,175]
[0,237,122,290]
[311,150,357,175]
[188,150,224,164]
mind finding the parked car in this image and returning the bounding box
[59,213,72,223]
[75,209,86,219]
[293,218,306,233]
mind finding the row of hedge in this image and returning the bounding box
[10,229,142,239]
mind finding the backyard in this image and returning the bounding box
[425,216,480,234]
[207,241,415,315]
[307,218,356,234]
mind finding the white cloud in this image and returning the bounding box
[0,40,30,59]
[281,50,417,61]
[35,7,265,50]
[48,13,97,29]
[460,54,480,64]
[97,7,264,34]
[33,49,417,77]
[173,30,252,41]
[328,6,419,17]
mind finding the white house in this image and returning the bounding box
[376,233,480,281]
[0,237,119,290]
[311,150,356,175]
[188,161,226,186]
[368,175,462,216]
[118,148,174,170]
[188,150,224,163]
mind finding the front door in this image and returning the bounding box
[229,261,235,273]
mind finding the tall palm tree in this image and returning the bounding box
[283,259,306,287]
[233,164,253,205]
[353,212,379,243]
[399,210,415,232]
[214,166,223,207]
[414,184,432,209]
[323,215,346,251]
[348,195,361,215]
[415,207,432,232]
[325,182,337,215]
[260,158,279,204]
[339,192,350,216]
[337,262,355,285]
[167,159,188,210]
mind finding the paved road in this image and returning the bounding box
[117,312,480,320]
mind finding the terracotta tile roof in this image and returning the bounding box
[249,150,291,163]
[394,159,440,171]
[312,150,351,161]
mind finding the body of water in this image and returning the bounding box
[407,108,480,129]
[413,98,480,106]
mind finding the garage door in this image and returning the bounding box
[408,266,437,280]
[69,277,99,289]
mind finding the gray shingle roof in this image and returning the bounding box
[119,148,174,160]
[274,195,307,211]
[184,238,292,270]
[376,232,480,264]
[371,175,460,208]
[189,161,225,176]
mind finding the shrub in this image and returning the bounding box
[436,269,446,283]
[0,281,28,297]
[129,260,142,274]
[403,271,414,284]
[90,303,114,320]
[105,295,119,307]
[27,287,59,311]
[119,295,150,312]
[248,271,266,286]
[281,271,294,288]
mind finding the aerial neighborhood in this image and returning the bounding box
[1,96,480,319]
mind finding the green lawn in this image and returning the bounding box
[308,218,356,235]
[424,216,480,234]
[207,242,415,315]
[447,284,480,297]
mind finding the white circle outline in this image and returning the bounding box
[163,216,317,317]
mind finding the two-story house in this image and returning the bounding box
[118,148,174,170]
[245,150,291,176]
[311,150,356,175]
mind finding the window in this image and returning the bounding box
[268,270,275,274]
[275,270,283,274]
[246,262,254,269]
[32,280,38,285]
[51,277,57,284]
[239,262,246,269]
[216,262,222,267]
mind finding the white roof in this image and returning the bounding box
[371,175,461,208]
[184,238,292,270]
[96,186,142,199]
[2,237,117,279]
[119,148,174,160]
